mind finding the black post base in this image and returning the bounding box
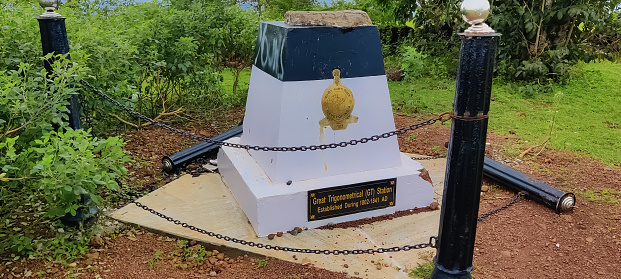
[431,264,472,279]
[431,269,472,279]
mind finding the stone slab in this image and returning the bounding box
[110,155,446,279]
[284,10,372,27]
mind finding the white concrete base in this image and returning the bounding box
[241,67,402,184]
[218,137,434,237]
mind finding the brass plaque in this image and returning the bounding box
[319,69,358,130]
[308,178,396,221]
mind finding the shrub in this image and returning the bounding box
[0,56,128,258]
[26,128,128,218]
[401,46,452,80]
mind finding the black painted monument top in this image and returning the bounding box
[254,22,385,82]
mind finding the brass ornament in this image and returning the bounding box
[319,69,358,131]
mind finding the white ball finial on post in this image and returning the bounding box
[461,0,495,35]
[39,0,62,18]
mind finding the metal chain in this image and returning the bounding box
[81,80,449,152]
[133,201,436,254]
[85,81,518,252]
[188,158,216,177]
[132,192,521,254]
[477,192,524,222]
[79,93,95,136]
[410,155,447,161]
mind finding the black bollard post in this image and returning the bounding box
[37,1,81,130]
[38,2,91,227]
[431,1,499,278]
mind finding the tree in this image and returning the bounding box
[377,0,621,81]
[212,4,259,94]
[491,0,619,80]
[242,0,317,20]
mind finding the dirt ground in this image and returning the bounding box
[1,111,620,279]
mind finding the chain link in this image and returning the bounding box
[81,80,445,152]
[84,81,519,253]
[477,192,524,222]
[410,155,447,161]
[132,192,521,254]
[133,201,436,254]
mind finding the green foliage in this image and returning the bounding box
[0,127,128,255]
[256,258,269,268]
[407,133,418,141]
[168,239,210,268]
[374,0,463,77]
[0,55,128,259]
[389,61,621,166]
[63,1,216,124]
[0,0,258,133]
[27,129,128,217]
[206,3,259,95]
[378,0,464,51]
[389,77,453,114]
[317,0,395,25]
[377,0,620,82]
[401,47,427,80]
[244,0,317,20]
[43,233,90,262]
[148,249,164,269]
[0,55,84,143]
[189,245,209,263]
[490,0,619,81]
[2,228,92,262]
[400,47,451,80]
[11,235,35,254]
[0,1,41,70]
[408,262,435,278]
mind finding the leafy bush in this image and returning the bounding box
[26,129,128,217]
[0,56,128,257]
[377,0,620,84]
[408,261,435,278]
[401,46,451,80]
[0,0,42,70]
[1,0,258,133]
[401,47,427,80]
[0,54,83,144]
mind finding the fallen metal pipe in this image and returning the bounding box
[162,125,243,172]
[483,157,575,213]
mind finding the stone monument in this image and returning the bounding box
[218,11,434,236]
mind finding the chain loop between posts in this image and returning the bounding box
[133,201,434,254]
[477,192,524,222]
[81,80,446,152]
[84,81,521,254]
[130,192,521,255]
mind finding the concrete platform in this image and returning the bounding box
[110,155,446,279]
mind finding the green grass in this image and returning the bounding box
[389,61,621,165]
[389,77,455,115]
[256,258,269,268]
[577,188,621,203]
[220,67,252,95]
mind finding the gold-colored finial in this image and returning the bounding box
[461,0,495,35]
